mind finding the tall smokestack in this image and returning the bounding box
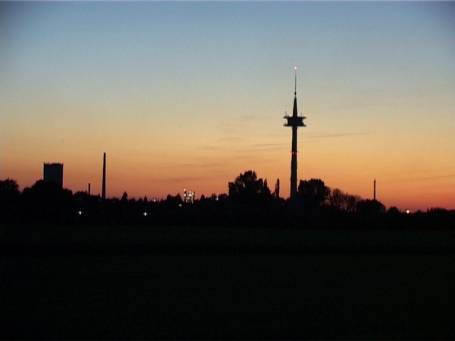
[88,183,91,196]
[373,179,376,201]
[102,152,106,200]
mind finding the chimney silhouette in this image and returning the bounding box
[373,179,376,201]
[88,183,91,196]
[102,152,106,200]
[274,178,280,198]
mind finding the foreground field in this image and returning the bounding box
[1,225,455,339]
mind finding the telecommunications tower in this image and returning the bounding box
[284,67,306,199]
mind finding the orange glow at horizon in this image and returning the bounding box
[2,109,454,212]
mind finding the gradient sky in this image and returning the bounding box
[1,2,454,210]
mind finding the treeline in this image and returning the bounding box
[0,171,454,229]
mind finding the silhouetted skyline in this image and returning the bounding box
[0,2,454,210]
[2,5,455,341]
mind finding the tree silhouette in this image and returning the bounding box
[329,188,361,213]
[0,179,20,221]
[297,179,330,210]
[228,170,271,203]
[21,180,73,222]
[0,179,20,201]
[356,199,386,216]
[387,206,401,216]
[165,194,183,208]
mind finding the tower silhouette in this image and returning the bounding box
[102,152,106,200]
[373,179,377,201]
[274,178,280,198]
[284,67,306,198]
[43,163,63,188]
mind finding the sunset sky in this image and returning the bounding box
[1,2,454,210]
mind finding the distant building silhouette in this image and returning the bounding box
[102,152,107,200]
[183,189,195,204]
[284,67,306,198]
[43,163,63,188]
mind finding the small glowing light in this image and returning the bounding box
[294,65,298,70]
[178,203,182,207]
[78,210,82,216]
[143,211,148,217]
[405,209,411,215]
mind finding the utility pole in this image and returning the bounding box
[102,152,106,200]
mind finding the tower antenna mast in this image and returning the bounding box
[294,66,297,95]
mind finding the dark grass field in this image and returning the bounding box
[1,225,455,339]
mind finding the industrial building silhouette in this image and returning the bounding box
[43,163,63,188]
